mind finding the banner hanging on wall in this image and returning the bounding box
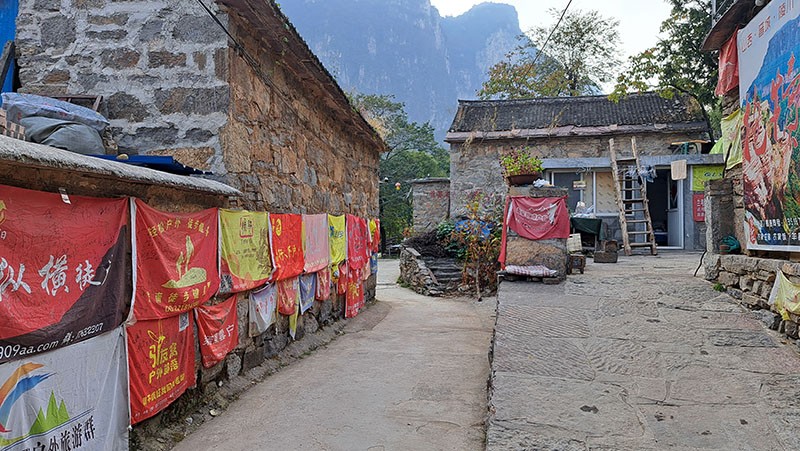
[195,295,239,368]
[134,200,219,319]
[219,210,271,294]
[738,1,800,251]
[127,313,196,424]
[302,214,330,273]
[0,184,130,364]
[0,327,129,451]
[249,283,277,337]
[346,215,370,271]
[328,215,346,268]
[269,214,304,282]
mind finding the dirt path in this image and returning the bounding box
[171,260,495,451]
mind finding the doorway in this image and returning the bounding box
[647,169,684,248]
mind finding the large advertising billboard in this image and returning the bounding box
[739,0,800,250]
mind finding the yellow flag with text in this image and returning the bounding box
[220,209,272,293]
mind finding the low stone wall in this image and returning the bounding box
[704,254,792,333]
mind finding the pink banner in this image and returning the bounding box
[303,214,330,273]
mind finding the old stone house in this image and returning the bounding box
[444,92,721,250]
[9,0,385,216]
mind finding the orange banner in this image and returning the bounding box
[134,200,220,319]
[127,313,196,424]
[196,294,239,368]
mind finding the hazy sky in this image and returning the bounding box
[429,0,673,60]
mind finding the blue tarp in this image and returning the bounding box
[89,155,213,176]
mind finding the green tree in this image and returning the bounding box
[350,93,449,242]
[479,9,621,99]
[611,0,719,134]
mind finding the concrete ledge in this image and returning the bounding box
[0,134,241,197]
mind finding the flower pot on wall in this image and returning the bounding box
[506,173,542,186]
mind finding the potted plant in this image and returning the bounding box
[500,149,543,186]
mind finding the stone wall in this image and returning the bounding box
[411,178,450,232]
[14,1,382,218]
[220,44,379,216]
[448,132,704,218]
[15,0,230,170]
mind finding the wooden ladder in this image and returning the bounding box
[609,137,658,256]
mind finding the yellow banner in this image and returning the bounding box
[769,271,800,320]
[328,214,347,266]
[710,108,743,169]
[692,165,725,192]
[220,209,272,293]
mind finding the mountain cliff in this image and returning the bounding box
[277,0,522,141]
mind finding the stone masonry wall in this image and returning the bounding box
[15,0,230,171]
[411,178,450,233]
[449,132,704,218]
[220,20,380,217]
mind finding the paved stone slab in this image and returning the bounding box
[488,253,800,450]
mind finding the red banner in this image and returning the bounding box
[276,276,300,316]
[127,313,196,424]
[336,262,349,295]
[370,219,381,253]
[693,194,706,222]
[345,266,364,318]
[0,184,130,363]
[270,214,304,282]
[500,196,569,265]
[346,215,370,270]
[716,32,739,96]
[134,200,220,320]
[196,294,239,368]
[315,266,331,301]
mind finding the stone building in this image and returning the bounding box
[11,0,385,216]
[444,92,720,250]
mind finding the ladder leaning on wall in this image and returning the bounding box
[609,137,658,256]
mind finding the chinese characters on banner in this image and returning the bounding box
[269,214,304,282]
[302,214,330,273]
[127,313,195,424]
[738,0,800,251]
[693,194,706,222]
[195,295,239,368]
[315,266,331,301]
[249,283,277,337]
[345,265,365,318]
[328,214,346,270]
[276,277,300,316]
[134,200,220,319]
[499,197,569,265]
[219,210,271,294]
[0,327,129,451]
[0,184,130,364]
[346,215,370,270]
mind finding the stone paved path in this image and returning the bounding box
[488,252,800,450]
[172,260,495,451]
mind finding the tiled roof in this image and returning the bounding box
[448,92,708,134]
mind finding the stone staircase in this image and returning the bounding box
[422,256,463,294]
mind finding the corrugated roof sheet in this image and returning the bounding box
[448,92,707,133]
